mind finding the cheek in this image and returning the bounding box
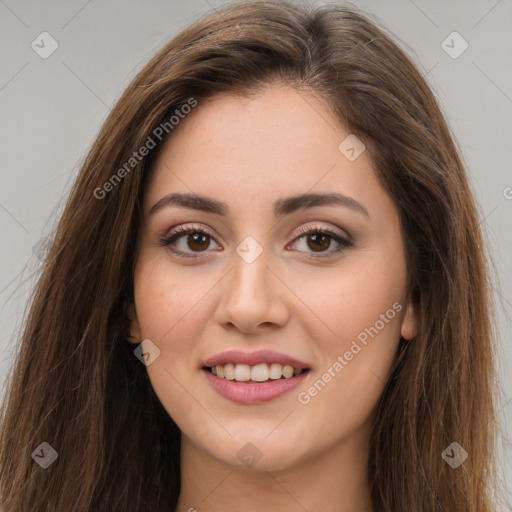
[133,253,215,384]
[132,255,214,428]
[293,249,406,352]
[134,253,206,336]
[293,255,406,437]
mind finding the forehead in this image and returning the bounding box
[142,86,386,219]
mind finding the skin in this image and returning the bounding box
[128,84,418,512]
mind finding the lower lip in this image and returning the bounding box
[202,368,309,404]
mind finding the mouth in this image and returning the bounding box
[203,363,309,383]
[201,350,311,404]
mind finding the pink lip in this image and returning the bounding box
[202,349,310,369]
[203,368,309,404]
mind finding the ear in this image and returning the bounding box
[126,303,142,344]
[400,296,419,340]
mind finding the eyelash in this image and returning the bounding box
[158,224,353,260]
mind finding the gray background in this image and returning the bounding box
[1,0,511,506]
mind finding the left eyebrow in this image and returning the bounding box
[148,191,370,219]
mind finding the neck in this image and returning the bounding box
[174,430,374,512]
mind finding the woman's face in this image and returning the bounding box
[130,85,418,471]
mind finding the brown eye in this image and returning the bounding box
[186,233,210,252]
[159,226,220,258]
[291,227,353,258]
[305,233,331,252]
[160,225,352,260]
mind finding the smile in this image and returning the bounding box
[201,349,311,404]
[207,363,306,382]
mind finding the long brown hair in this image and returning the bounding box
[0,1,498,510]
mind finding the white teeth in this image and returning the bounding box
[251,363,270,382]
[209,362,305,382]
[269,363,282,380]
[282,365,294,379]
[234,364,251,381]
[224,363,235,380]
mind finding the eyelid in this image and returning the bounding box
[292,223,352,243]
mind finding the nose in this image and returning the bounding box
[214,248,290,334]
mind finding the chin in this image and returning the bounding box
[191,425,308,471]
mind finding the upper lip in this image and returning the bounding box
[203,349,310,369]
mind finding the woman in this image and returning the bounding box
[0,1,498,510]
